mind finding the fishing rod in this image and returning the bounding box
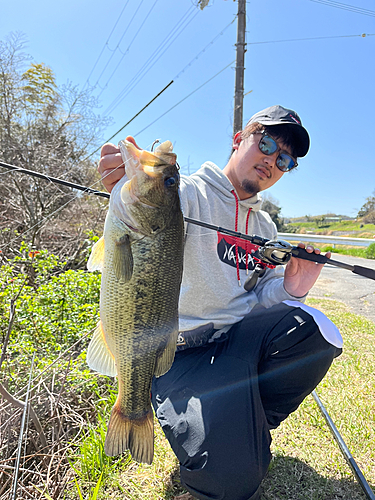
[1,160,375,281]
[312,390,375,500]
[0,161,110,199]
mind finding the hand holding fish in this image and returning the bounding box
[98,143,126,193]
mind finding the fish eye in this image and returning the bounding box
[164,176,176,188]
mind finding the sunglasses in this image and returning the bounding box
[257,133,298,172]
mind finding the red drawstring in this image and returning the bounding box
[245,207,252,275]
[231,190,241,286]
[231,190,253,285]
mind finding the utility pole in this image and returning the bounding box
[233,0,247,136]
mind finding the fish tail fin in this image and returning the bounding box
[104,401,154,464]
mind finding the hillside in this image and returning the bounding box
[283,217,375,239]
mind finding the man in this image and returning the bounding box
[98,105,342,500]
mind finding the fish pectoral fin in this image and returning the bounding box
[87,321,117,377]
[87,236,105,272]
[104,402,154,464]
[154,329,178,377]
[114,234,133,282]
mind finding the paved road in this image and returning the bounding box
[308,254,375,324]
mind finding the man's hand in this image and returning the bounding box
[98,143,125,193]
[283,243,330,298]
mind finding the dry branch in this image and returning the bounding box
[0,383,47,450]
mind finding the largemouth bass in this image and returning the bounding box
[87,137,184,464]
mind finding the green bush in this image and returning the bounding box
[0,242,101,382]
[365,242,375,259]
[321,245,335,253]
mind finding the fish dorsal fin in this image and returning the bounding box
[87,236,105,272]
[154,328,178,377]
[113,234,133,282]
[87,321,117,377]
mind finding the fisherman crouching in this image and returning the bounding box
[98,105,343,500]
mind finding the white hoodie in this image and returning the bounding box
[178,162,305,332]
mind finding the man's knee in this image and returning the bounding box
[259,303,342,427]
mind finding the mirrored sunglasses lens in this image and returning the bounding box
[277,154,295,172]
[259,135,277,155]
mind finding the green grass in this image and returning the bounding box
[282,219,375,259]
[319,244,375,259]
[287,219,375,235]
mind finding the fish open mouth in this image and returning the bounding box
[119,136,177,181]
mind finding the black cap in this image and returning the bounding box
[246,105,310,157]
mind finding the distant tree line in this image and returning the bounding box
[261,189,375,231]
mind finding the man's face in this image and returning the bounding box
[228,132,292,199]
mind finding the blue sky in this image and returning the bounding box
[1,0,374,218]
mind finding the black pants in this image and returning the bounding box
[151,303,342,500]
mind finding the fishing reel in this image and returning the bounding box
[244,240,294,292]
[258,239,294,266]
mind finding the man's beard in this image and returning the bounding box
[240,179,261,196]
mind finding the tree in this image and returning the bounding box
[0,33,111,257]
[357,190,375,223]
[261,194,285,231]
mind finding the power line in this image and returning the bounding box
[134,59,235,137]
[82,0,131,89]
[97,0,161,98]
[174,16,237,80]
[93,0,147,88]
[103,10,236,117]
[103,5,198,116]
[247,32,374,45]
[308,0,375,17]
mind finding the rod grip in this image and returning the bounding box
[291,247,329,264]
